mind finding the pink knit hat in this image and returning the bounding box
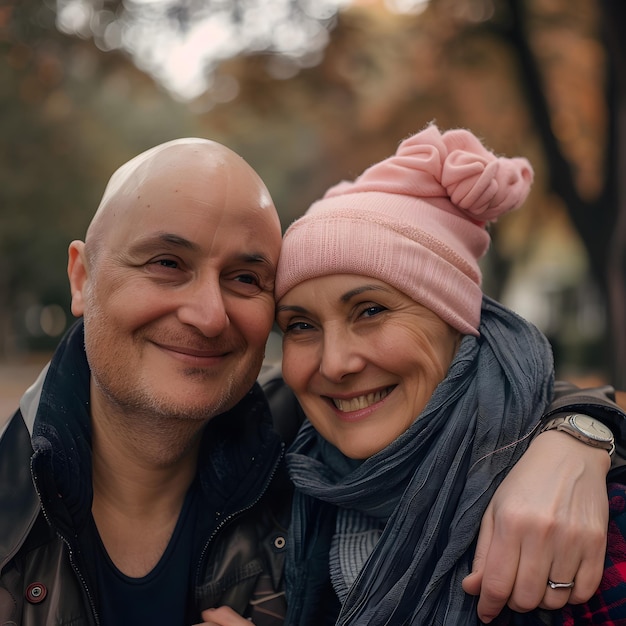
[275,124,534,335]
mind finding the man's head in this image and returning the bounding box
[68,138,282,424]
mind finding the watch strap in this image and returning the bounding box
[539,413,615,456]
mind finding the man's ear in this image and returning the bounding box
[68,240,89,317]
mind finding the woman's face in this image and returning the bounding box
[276,274,461,459]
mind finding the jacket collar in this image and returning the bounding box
[2,318,284,566]
[0,411,41,569]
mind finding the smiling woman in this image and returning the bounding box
[270,123,626,625]
[277,275,460,459]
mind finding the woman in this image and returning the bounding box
[197,125,626,626]
[272,125,626,625]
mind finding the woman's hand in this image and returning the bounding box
[462,429,610,623]
[193,607,253,626]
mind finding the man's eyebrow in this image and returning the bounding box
[128,233,201,255]
[242,253,275,266]
[127,233,274,266]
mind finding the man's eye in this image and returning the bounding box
[152,258,179,269]
[225,272,264,296]
[234,273,260,286]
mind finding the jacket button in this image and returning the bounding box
[25,582,47,604]
[273,535,286,550]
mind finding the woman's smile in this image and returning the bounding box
[326,385,395,415]
[278,274,459,459]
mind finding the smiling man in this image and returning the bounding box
[0,139,288,626]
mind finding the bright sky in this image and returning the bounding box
[55,0,428,101]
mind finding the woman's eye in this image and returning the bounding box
[361,305,386,318]
[278,317,316,334]
[286,321,314,332]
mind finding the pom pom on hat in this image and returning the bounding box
[275,124,534,335]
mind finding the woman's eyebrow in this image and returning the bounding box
[276,285,390,313]
[276,304,308,314]
[340,284,389,302]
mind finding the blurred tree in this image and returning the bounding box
[53,0,344,101]
[262,0,624,385]
[200,0,617,380]
[601,0,626,387]
[0,0,200,356]
[2,0,622,387]
[486,0,626,389]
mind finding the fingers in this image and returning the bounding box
[463,505,516,622]
[470,505,524,622]
[513,523,578,611]
[566,551,605,604]
[466,430,609,623]
[464,503,494,591]
[541,530,605,609]
[194,607,254,626]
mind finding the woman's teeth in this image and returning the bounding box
[332,388,391,412]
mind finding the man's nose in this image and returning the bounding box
[176,279,229,337]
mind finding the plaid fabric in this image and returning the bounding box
[560,482,626,625]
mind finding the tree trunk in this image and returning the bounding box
[601,0,626,389]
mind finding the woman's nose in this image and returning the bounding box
[318,329,365,382]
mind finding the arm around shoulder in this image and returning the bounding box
[546,381,626,471]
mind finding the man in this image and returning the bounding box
[0,138,289,626]
[1,137,625,626]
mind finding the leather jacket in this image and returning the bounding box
[2,321,625,626]
[0,321,292,626]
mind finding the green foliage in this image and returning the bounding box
[0,0,200,354]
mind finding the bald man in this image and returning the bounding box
[0,139,288,626]
[2,138,626,626]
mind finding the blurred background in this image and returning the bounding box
[1,0,625,419]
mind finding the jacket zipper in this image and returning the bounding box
[194,441,285,586]
[31,461,101,626]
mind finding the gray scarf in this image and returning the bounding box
[286,296,554,625]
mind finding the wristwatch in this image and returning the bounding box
[539,413,615,456]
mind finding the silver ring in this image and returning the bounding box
[547,579,575,590]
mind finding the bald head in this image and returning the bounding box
[85,138,279,266]
[67,137,283,425]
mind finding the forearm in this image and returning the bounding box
[545,381,626,463]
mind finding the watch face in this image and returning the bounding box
[570,414,614,442]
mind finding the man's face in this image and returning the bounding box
[69,143,282,424]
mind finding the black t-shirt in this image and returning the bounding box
[93,483,200,626]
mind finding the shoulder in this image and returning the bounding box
[258,364,305,447]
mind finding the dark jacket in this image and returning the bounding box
[2,322,625,626]
[0,321,292,626]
